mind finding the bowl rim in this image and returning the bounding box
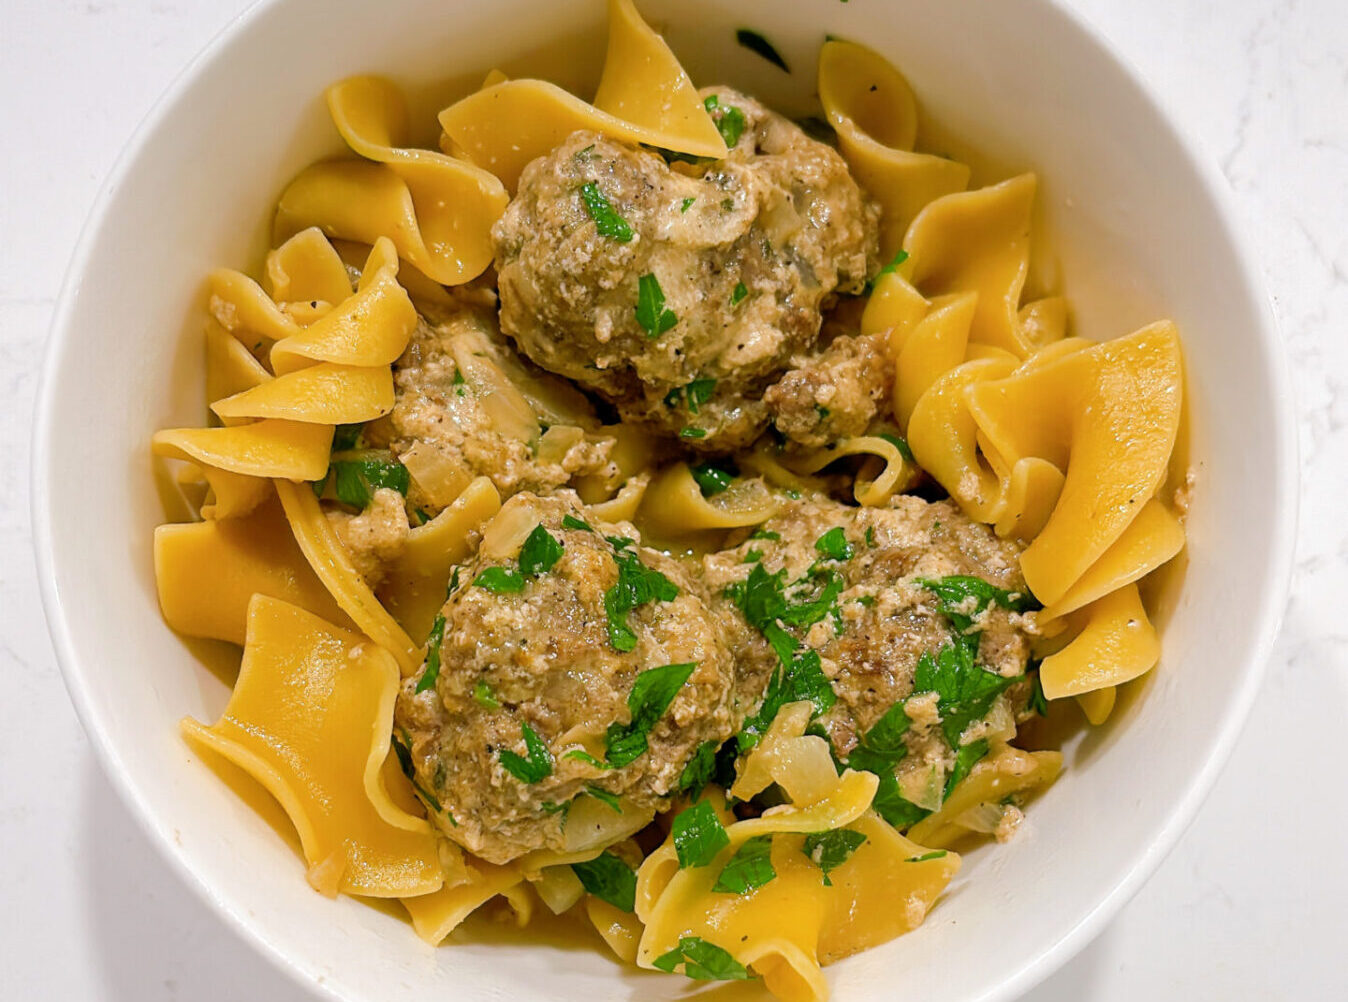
[31,0,1299,1000]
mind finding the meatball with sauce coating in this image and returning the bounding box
[492,87,879,451]
[395,492,740,864]
[702,494,1039,805]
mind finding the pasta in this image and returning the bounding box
[148,6,1189,1001]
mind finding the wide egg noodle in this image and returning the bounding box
[903,173,1038,358]
[965,321,1184,604]
[264,224,354,306]
[636,706,955,1002]
[152,419,333,483]
[906,744,1063,849]
[180,595,442,898]
[438,0,727,192]
[274,77,509,285]
[377,476,502,641]
[635,462,782,541]
[274,478,422,676]
[818,39,971,259]
[210,362,394,425]
[782,435,915,507]
[889,290,976,429]
[1038,582,1160,700]
[154,491,353,644]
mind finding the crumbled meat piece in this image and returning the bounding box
[764,331,892,447]
[325,487,410,588]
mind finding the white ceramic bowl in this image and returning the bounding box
[34,0,1296,999]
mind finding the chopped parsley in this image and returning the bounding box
[813,526,853,562]
[680,196,696,212]
[571,851,636,912]
[677,739,720,799]
[749,528,780,541]
[712,835,776,894]
[735,28,790,72]
[584,784,622,813]
[664,376,717,413]
[731,281,749,306]
[413,612,447,693]
[1028,670,1050,716]
[472,680,500,709]
[517,524,563,577]
[329,453,410,509]
[391,730,445,816]
[603,548,679,652]
[914,634,1020,747]
[917,575,1039,632]
[703,94,747,149]
[498,721,553,784]
[331,422,364,452]
[652,936,752,981]
[604,661,698,767]
[561,513,593,532]
[802,829,867,885]
[945,738,990,795]
[680,426,707,439]
[690,460,735,497]
[864,249,911,293]
[472,566,526,593]
[672,799,730,868]
[743,548,763,563]
[635,272,677,338]
[905,850,949,863]
[578,181,633,242]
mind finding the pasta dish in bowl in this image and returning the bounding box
[34,0,1295,1000]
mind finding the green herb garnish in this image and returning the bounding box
[473,566,526,593]
[562,513,593,532]
[578,181,633,242]
[672,800,729,868]
[814,526,853,562]
[946,738,990,795]
[802,829,867,885]
[731,281,748,306]
[603,548,679,652]
[680,196,696,212]
[571,850,637,911]
[414,612,447,693]
[677,739,719,799]
[690,461,735,497]
[472,680,499,709]
[917,575,1038,632]
[498,721,553,784]
[703,94,747,149]
[652,936,752,981]
[905,850,949,863]
[636,272,677,338]
[680,426,707,439]
[584,785,623,813]
[518,524,563,577]
[330,454,410,509]
[914,635,1019,747]
[712,835,776,894]
[605,662,698,767]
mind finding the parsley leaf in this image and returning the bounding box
[472,680,499,708]
[473,566,525,593]
[1028,670,1050,716]
[802,829,867,885]
[391,730,445,816]
[735,28,790,72]
[677,739,720,799]
[518,524,563,577]
[331,422,364,452]
[691,461,735,497]
[605,661,697,767]
[498,721,553,784]
[652,936,752,981]
[913,636,1019,747]
[731,281,748,306]
[603,548,679,652]
[585,785,622,813]
[945,738,990,796]
[679,426,707,439]
[672,799,729,868]
[865,249,911,294]
[917,575,1039,632]
[813,526,853,562]
[561,513,593,532]
[663,377,716,413]
[635,273,677,338]
[712,835,776,894]
[749,528,780,541]
[680,196,696,212]
[330,454,410,509]
[906,850,949,863]
[738,648,836,751]
[578,181,633,242]
[571,851,636,912]
[414,612,447,693]
[703,94,747,148]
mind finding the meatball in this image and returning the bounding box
[764,331,893,449]
[379,286,617,512]
[702,494,1037,799]
[395,493,739,863]
[493,87,879,450]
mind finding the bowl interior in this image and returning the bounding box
[36,0,1294,1000]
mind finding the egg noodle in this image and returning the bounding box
[151,1,1186,998]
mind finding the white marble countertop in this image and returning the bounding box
[2,0,1345,998]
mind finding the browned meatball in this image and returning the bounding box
[702,494,1038,809]
[395,493,739,863]
[492,87,879,451]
